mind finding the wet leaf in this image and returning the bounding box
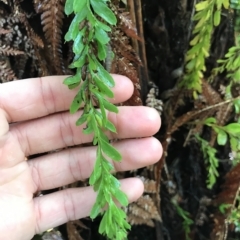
[76,113,88,126]
[224,123,240,134]
[102,99,118,113]
[64,0,74,15]
[113,189,128,206]
[105,120,117,133]
[100,139,122,161]
[95,28,110,44]
[90,0,117,25]
[70,92,82,113]
[217,130,228,145]
[73,0,87,13]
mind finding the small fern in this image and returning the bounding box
[64,1,130,239]
[181,0,229,93]
[172,198,194,240]
[219,196,240,232]
[195,134,219,189]
[204,117,240,165]
[230,0,240,9]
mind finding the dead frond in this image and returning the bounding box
[128,195,161,227]
[66,220,89,240]
[34,0,65,74]
[211,163,240,240]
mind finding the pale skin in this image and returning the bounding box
[0,74,162,240]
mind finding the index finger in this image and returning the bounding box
[0,75,134,123]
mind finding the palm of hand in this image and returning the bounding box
[0,132,36,239]
[0,75,161,240]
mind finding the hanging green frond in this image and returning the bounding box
[230,0,240,9]
[64,1,130,239]
[180,0,229,93]
[195,134,219,189]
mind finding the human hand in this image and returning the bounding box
[0,75,162,240]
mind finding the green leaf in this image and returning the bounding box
[232,70,240,81]
[234,101,240,114]
[99,211,109,234]
[67,82,80,89]
[96,188,107,208]
[90,202,101,219]
[100,139,122,161]
[109,174,121,188]
[88,55,97,71]
[204,117,217,125]
[93,176,102,191]
[70,46,88,68]
[83,122,94,134]
[90,0,117,25]
[113,207,127,221]
[102,186,111,203]
[217,130,228,145]
[95,28,110,44]
[102,157,114,171]
[213,10,221,26]
[94,75,114,98]
[73,0,87,13]
[195,1,208,11]
[65,10,87,41]
[186,44,201,56]
[102,99,118,113]
[94,95,107,125]
[96,63,115,87]
[90,114,98,133]
[63,74,81,86]
[232,58,240,70]
[195,15,208,29]
[96,20,111,31]
[110,205,123,222]
[113,189,128,206]
[89,157,102,185]
[193,11,205,21]
[224,123,240,134]
[88,28,95,41]
[186,59,196,71]
[73,29,86,54]
[93,134,99,145]
[94,110,103,126]
[213,126,220,134]
[99,131,109,142]
[76,113,88,126]
[70,91,83,113]
[97,41,107,60]
[190,35,200,46]
[105,120,117,133]
[64,0,74,15]
[230,137,238,151]
[219,204,231,214]
[223,0,229,9]
[123,218,131,230]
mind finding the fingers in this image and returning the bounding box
[0,109,9,144]
[34,178,144,234]
[0,75,133,123]
[0,109,26,169]
[29,137,162,191]
[11,106,161,156]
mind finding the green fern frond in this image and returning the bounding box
[64,0,130,239]
[195,134,219,189]
[181,0,229,93]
